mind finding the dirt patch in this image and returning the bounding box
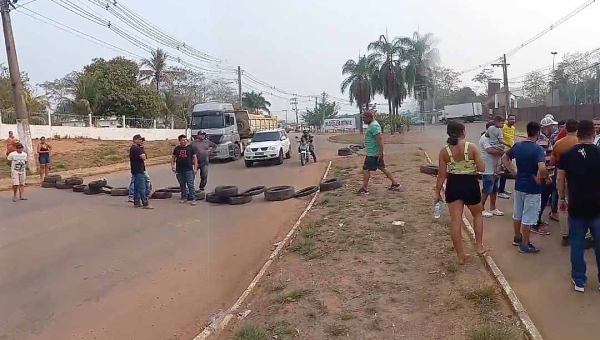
[217,149,524,340]
[328,129,429,146]
[0,138,176,179]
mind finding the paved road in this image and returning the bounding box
[0,134,339,340]
[418,123,599,340]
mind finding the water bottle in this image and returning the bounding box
[434,201,443,219]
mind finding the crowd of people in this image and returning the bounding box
[127,131,216,209]
[435,115,600,293]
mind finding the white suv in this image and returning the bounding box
[244,129,292,167]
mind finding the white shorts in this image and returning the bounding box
[10,171,26,186]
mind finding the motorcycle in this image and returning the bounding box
[298,140,310,166]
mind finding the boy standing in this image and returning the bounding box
[7,143,27,202]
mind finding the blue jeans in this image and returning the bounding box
[482,175,499,195]
[551,168,559,212]
[129,172,152,198]
[133,173,148,206]
[177,170,196,201]
[512,191,541,226]
[568,215,600,287]
[198,164,208,191]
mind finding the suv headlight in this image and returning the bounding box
[268,146,278,151]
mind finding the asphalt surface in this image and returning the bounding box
[0,134,340,340]
[419,123,599,340]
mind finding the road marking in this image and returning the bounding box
[193,161,333,340]
[419,148,543,340]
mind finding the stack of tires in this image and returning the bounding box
[206,185,254,205]
[41,174,62,188]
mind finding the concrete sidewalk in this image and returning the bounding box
[418,123,599,340]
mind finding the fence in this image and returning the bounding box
[491,104,600,126]
[0,111,182,129]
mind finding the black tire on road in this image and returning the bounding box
[166,186,181,193]
[338,148,353,156]
[264,185,295,201]
[215,185,239,198]
[230,143,241,161]
[196,191,206,201]
[64,177,84,186]
[229,194,253,205]
[83,186,101,195]
[419,164,439,176]
[88,179,107,189]
[151,190,173,199]
[72,184,86,192]
[55,181,73,189]
[110,187,129,196]
[285,148,291,159]
[245,160,253,168]
[206,192,228,204]
[275,150,284,165]
[100,188,112,195]
[41,181,56,188]
[242,186,266,196]
[43,174,62,183]
[320,178,343,192]
[293,185,319,198]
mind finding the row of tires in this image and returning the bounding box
[39,173,344,205]
[338,144,364,156]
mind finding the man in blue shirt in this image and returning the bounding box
[502,121,549,254]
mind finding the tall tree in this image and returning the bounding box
[301,92,339,127]
[522,70,549,103]
[403,32,440,114]
[432,67,461,109]
[0,64,46,113]
[340,54,379,133]
[242,91,271,113]
[471,68,496,95]
[140,48,171,92]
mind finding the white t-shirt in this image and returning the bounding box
[479,135,499,175]
[7,151,27,173]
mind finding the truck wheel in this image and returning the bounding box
[275,149,284,165]
[285,148,291,159]
[230,144,241,161]
[245,160,253,168]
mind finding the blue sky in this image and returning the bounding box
[5,0,600,120]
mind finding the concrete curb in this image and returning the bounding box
[0,156,172,192]
[192,160,333,340]
[419,147,543,340]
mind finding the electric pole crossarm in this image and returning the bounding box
[492,54,511,116]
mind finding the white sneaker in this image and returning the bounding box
[491,209,504,216]
[572,280,585,293]
[504,190,512,195]
[498,193,510,199]
[482,210,493,218]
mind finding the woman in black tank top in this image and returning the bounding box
[37,136,52,181]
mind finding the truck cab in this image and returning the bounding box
[190,103,242,161]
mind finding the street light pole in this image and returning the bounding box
[551,51,558,106]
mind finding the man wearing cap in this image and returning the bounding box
[190,131,217,192]
[7,142,27,202]
[533,116,558,234]
[129,134,153,209]
[357,110,400,194]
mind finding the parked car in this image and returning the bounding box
[244,129,292,167]
[412,118,426,126]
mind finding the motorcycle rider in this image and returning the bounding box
[300,130,317,162]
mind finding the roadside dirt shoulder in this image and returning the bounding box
[217,148,524,340]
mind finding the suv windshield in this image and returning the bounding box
[191,111,224,129]
[252,131,281,142]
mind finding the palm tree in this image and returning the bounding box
[140,48,170,92]
[242,91,271,113]
[67,72,100,119]
[340,54,379,134]
[403,32,440,116]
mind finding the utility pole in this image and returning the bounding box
[492,54,510,117]
[290,97,298,125]
[551,52,557,106]
[1,0,36,173]
[237,66,242,109]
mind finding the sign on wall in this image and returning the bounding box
[323,118,356,130]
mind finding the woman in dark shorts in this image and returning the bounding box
[37,136,52,182]
[434,121,490,264]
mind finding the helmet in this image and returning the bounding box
[303,130,309,134]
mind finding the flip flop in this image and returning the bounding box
[20,197,28,201]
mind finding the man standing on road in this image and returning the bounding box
[172,134,198,205]
[7,143,27,202]
[552,119,579,246]
[556,120,600,293]
[594,117,600,146]
[480,121,504,218]
[357,110,400,194]
[534,116,558,234]
[190,131,216,192]
[502,121,548,254]
[130,134,153,210]
[498,114,516,199]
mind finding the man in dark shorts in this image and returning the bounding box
[502,122,547,254]
[130,134,153,209]
[357,110,400,194]
[557,120,600,293]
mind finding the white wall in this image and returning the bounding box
[0,124,185,141]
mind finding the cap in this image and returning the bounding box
[132,134,143,140]
[544,114,555,120]
[540,117,558,127]
[364,110,375,119]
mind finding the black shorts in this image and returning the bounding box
[363,156,385,171]
[445,173,481,206]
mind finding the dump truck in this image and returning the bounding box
[189,103,278,161]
